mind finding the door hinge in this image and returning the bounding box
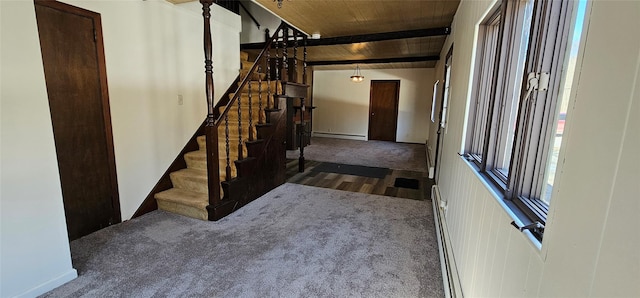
[93,29,97,42]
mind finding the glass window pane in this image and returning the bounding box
[541,0,587,204]
[492,0,534,177]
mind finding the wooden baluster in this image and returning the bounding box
[293,30,298,83]
[303,35,308,85]
[299,96,306,173]
[274,30,280,95]
[299,34,308,173]
[201,0,221,208]
[237,94,243,160]
[248,74,254,141]
[266,40,272,110]
[201,0,215,123]
[258,65,263,124]
[225,114,231,180]
[282,28,289,85]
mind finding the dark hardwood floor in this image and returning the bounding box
[286,159,433,201]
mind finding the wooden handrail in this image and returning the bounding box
[214,21,286,126]
[214,21,307,127]
[202,17,307,211]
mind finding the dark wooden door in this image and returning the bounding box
[368,80,400,141]
[35,0,121,241]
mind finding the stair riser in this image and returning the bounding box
[184,154,207,170]
[196,136,206,151]
[157,200,208,221]
[240,51,249,62]
[237,81,281,93]
[229,92,278,101]
[241,60,253,70]
[239,70,265,81]
[183,148,241,180]
[156,50,289,222]
[170,172,208,195]
[219,108,264,116]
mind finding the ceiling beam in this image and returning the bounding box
[240,27,451,50]
[308,56,440,66]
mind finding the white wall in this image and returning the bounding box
[0,0,240,296]
[1,1,77,297]
[434,0,640,297]
[312,68,435,143]
[240,0,282,43]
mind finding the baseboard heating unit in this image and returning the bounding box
[431,184,463,298]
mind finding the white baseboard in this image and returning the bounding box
[312,132,367,141]
[15,269,77,298]
[426,143,435,179]
[432,185,463,298]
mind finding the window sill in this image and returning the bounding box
[460,155,543,250]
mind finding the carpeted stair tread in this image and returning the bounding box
[196,135,206,150]
[220,104,262,113]
[184,150,206,170]
[240,51,249,62]
[240,69,266,80]
[169,168,208,194]
[230,92,279,101]
[238,81,281,93]
[184,149,240,177]
[155,188,208,220]
[241,60,254,70]
[159,51,275,221]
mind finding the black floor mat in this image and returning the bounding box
[311,162,390,179]
[394,178,420,189]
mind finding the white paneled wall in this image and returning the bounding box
[434,0,640,297]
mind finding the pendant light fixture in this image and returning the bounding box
[350,65,365,82]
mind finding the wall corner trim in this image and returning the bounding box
[14,269,77,298]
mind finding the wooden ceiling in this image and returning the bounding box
[253,0,460,69]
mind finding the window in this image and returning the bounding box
[467,9,501,164]
[465,0,586,240]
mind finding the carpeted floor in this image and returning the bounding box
[286,137,427,172]
[42,183,443,297]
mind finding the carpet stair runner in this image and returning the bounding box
[155,51,277,220]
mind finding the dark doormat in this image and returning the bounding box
[311,162,390,179]
[394,178,420,189]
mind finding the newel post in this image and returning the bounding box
[201,0,221,217]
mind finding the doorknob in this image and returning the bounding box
[371,113,375,116]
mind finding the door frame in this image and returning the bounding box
[434,45,453,183]
[368,80,400,141]
[35,0,121,227]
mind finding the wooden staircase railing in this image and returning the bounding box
[201,0,309,220]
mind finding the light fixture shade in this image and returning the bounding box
[350,65,364,83]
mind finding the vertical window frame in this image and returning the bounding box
[464,0,580,241]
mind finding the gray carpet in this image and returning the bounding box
[287,137,427,172]
[42,183,443,297]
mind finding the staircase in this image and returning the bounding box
[149,18,309,221]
